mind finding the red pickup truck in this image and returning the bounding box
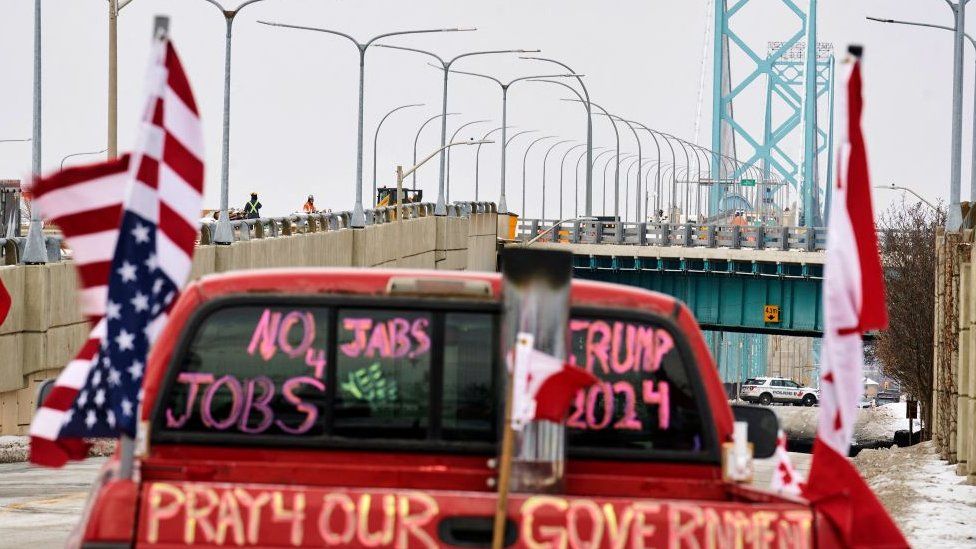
[70,268,842,548]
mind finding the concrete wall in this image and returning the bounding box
[932,229,976,485]
[0,211,497,435]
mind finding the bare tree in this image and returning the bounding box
[871,200,944,438]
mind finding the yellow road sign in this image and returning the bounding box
[764,305,780,323]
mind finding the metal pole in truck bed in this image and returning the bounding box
[493,247,573,549]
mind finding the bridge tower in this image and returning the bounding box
[710,0,836,228]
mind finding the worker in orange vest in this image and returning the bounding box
[302,195,316,214]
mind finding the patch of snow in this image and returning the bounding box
[772,401,921,443]
[854,442,976,547]
[0,437,116,463]
[0,436,28,463]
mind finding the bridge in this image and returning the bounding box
[513,218,825,336]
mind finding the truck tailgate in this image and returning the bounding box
[137,481,814,548]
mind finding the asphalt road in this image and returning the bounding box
[0,453,811,547]
[0,457,105,548]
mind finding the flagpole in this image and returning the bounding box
[493,247,575,548]
[491,372,515,549]
[118,13,170,482]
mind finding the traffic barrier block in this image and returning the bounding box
[0,334,23,393]
[0,266,25,336]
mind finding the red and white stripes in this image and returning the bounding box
[29,36,203,467]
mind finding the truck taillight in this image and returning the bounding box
[70,462,138,549]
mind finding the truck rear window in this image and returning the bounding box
[155,300,709,458]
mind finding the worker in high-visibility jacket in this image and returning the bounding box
[303,195,316,214]
[244,192,262,219]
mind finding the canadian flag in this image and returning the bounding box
[801,48,908,548]
[510,332,597,430]
[769,430,802,496]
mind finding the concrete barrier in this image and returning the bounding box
[0,207,498,435]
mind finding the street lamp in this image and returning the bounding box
[594,112,643,222]
[520,56,593,217]
[541,140,572,220]
[393,139,491,264]
[445,119,490,203]
[875,183,938,211]
[627,121,675,214]
[60,149,108,171]
[474,126,511,201]
[604,153,636,215]
[557,97,622,220]
[528,79,617,218]
[375,44,537,215]
[574,146,607,217]
[450,68,580,214]
[521,135,557,217]
[559,143,586,220]
[196,0,271,245]
[24,0,46,264]
[107,0,140,159]
[413,112,460,190]
[372,103,424,204]
[868,13,973,226]
[258,21,473,228]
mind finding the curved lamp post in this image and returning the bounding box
[540,140,572,220]
[574,146,607,217]
[375,44,537,215]
[559,97,622,220]
[558,143,586,220]
[521,135,557,216]
[595,112,644,222]
[452,68,580,213]
[521,56,593,216]
[528,79,616,218]
[868,15,974,220]
[474,126,511,200]
[258,20,473,228]
[372,102,423,203]
[445,119,490,202]
[413,112,460,190]
[60,148,108,171]
[187,0,271,244]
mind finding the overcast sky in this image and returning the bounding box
[0,1,963,218]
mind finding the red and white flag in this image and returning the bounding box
[510,333,597,429]
[801,48,907,548]
[0,273,10,328]
[29,35,203,467]
[769,430,802,495]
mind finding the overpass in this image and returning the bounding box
[514,218,825,336]
[0,202,498,436]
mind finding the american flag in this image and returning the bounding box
[29,35,203,467]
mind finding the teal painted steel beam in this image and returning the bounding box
[573,257,823,335]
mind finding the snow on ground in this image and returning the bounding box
[854,441,976,547]
[0,436,115,464]
[772,401,921,443]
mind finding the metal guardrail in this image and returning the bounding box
[515,219,826,252]
[199,202,497,245]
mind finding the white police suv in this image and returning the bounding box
[740,376,819,406]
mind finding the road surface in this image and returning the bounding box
[0,457,105,548]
